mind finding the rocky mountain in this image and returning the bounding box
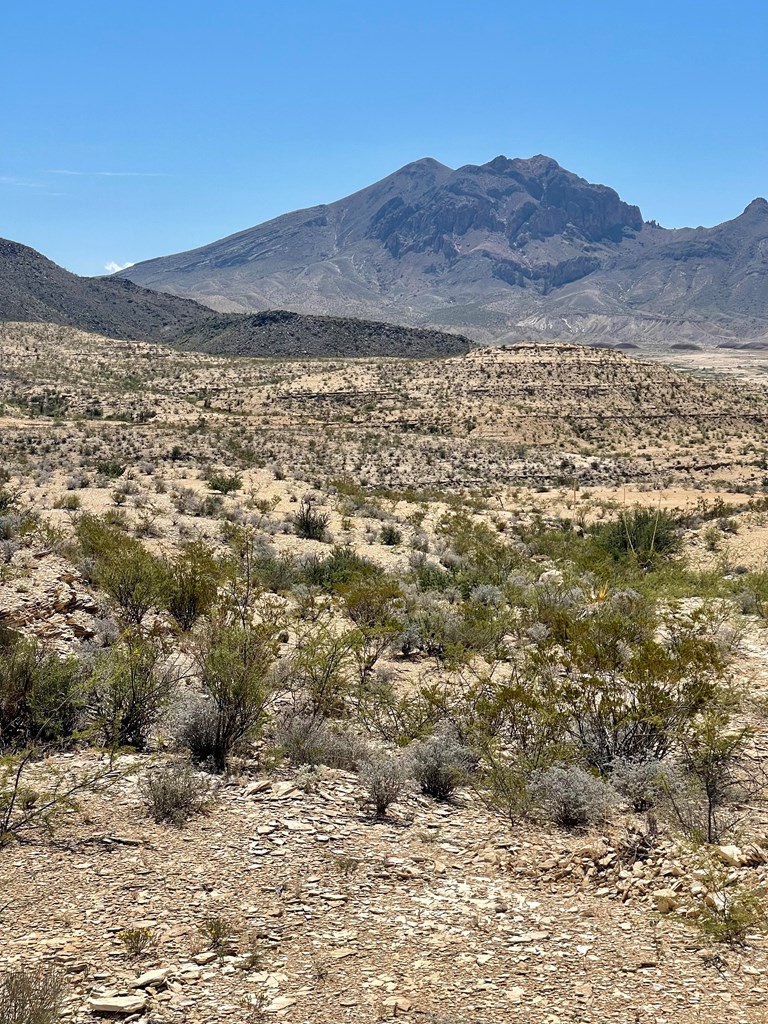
[119,156,768,349]
[0,238,470,357]
[0,237,208,343]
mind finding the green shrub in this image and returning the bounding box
[592,507,682,567]
[301,546,376,592]
[163,541,220,631]
[90,631,176,750]
[0,637,86,750]
[182,621,278,771]
[379,524,402,546]
[208,474,243,495]
[97,545,164,624]
[293,496,330,541]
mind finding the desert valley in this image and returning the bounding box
[3,108,768,1024]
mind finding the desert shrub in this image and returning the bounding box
[0,487,19,515]
[0,965,65,1024]
[360,753,407,818]
[97,544,164,624]
[1,748,120,845]
[379,524,402,546]
[535,599,727,769]
[528,765,617,828]
[301,546,376,591]
[293,496,330,541]
[118,926,155,957]
[208,473,243,495]
[288,627,356,718]
[183,621,278,770]
[274,713,368,769]
[0,637,86,750]
[341,579,404,682]
[76,518,164,624]
[693,863,768,945]
[406,730,474,800]
[357,674,445,747]
[95,460,126,479]
[89,631,177,750]
[163,541,220,631]
[663,702,750,843]
[475,755,531,823]
[609,754,668,811]
[592,507,682,567]
[396,601,463,660]
[142,760,214,825]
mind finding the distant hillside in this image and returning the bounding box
[0,238,470,357]
[0,237,207,342]
[118,155,768,349]
[173,309,471,357]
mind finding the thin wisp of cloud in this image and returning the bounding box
[49,170,170,178]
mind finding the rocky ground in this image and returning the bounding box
[5,323,768,1023]
[4,753,768,1024]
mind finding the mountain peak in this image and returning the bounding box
[117,156,768,349]
[743,197,768,216]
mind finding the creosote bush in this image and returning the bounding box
[89,631,176,750]
[0,633,86,750]
[180,620,278,771]
[163,541,220,632]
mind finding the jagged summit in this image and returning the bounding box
[118,154,767,349]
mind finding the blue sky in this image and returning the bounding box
[2,0,766,276]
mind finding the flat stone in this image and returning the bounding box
[129,968,169,989]
[88,995,148,1014]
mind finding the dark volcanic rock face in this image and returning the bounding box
[0,237,472,358]
[118,155,768,349]
[0,238,208,342]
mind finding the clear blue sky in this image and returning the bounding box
[2,0,766,276]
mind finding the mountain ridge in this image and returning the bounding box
[118,155,768,349]
[0,237,471,357]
